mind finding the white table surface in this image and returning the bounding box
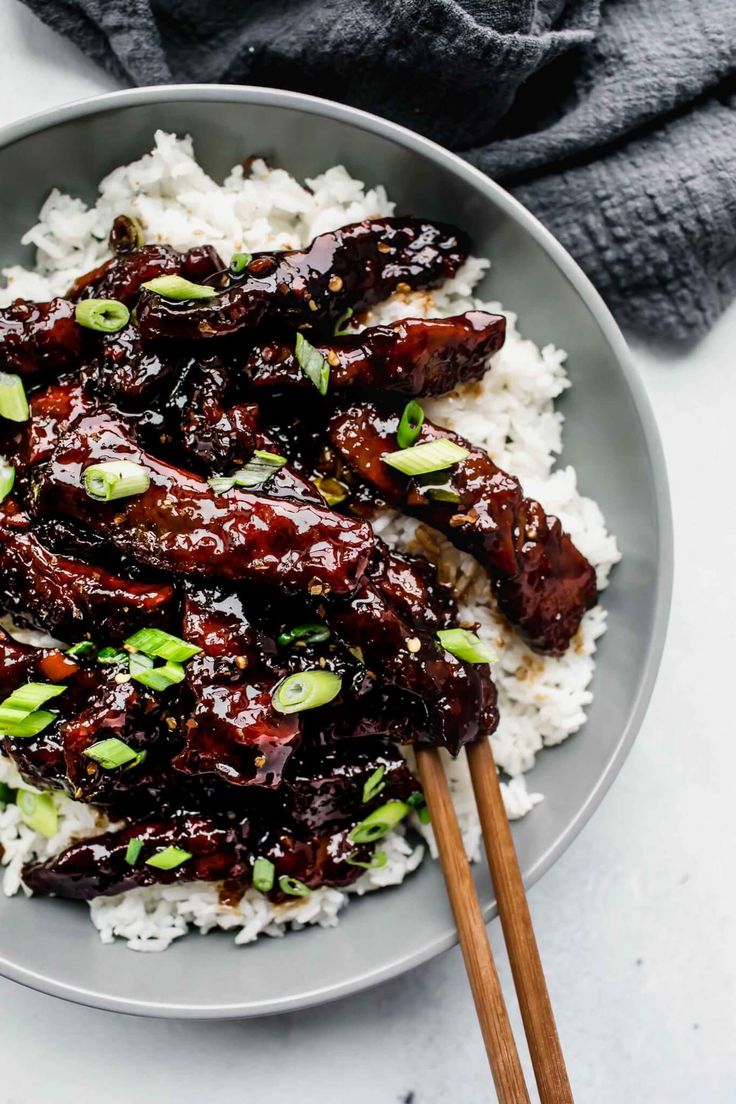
[0,4,734,1101]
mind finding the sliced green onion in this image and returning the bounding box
[348,801,410,844]
[295,332,329,396]
[314,475,349,507]
[125,627,201,664]
[271,670,342,714]
[142,275,217,301]
[74,298,130,333]
[277,622,331,648]
[397,400,425,449]
[414,473,461,503]
[252,856,275,893]
[145,845,192,870]
[208,476,235,494]
[229,251,252,274]
[0,373,29,423]
[233,450,287,490]
[130,661,186,692]
[436,628,497,665]
[82,737,143,770]
[65,641,96,659]
[17,791,57,838]
[0,683,66,727]
[346,850,388,870]
[278,875,311,898]
[208,450,287,494]
[382,438,468,477]
[0,710,56,740]
[333,307,354,336]
[362,766,386,803]
[406,789,430,824]
[0,781,14,808]
[0,456,15,502]
[125,837,143,866]
[83,460,150,502]
[128,651,154,675]
[97,646,127,664]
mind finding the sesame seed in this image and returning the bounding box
[328,274,344,292]
[406,637,421,653]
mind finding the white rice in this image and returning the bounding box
[0,131,620,950]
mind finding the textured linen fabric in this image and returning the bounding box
[20,0,736,340]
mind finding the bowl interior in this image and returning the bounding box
[0,90,670,1016]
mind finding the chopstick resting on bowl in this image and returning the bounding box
[415,742,574,1103]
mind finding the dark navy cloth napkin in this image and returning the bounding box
[21,0,736,340]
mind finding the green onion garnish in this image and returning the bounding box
[83,460,150,502]
[0,781,14,809]
[65,641,97,659]
[436,628,497,665]
[252,856,275,893]
[208,450,287,494]
[0,373,29,423]
[0,710,56,740]
[0,683,66,729]
[406,790,425,808]
[346,850,388,870]
[125,837,143,866]
[382,438,468,477]
[348,801,410,844]
[229,251,252,274]
[0,456,15,502]
[418,805,431,825]
[97,646,127,664]
[333,307,354,336]
[277,622,331,648]
[397,400,425,449]
[125,627,201,664]
[74,298,130,333]
[128,652,153,675]
[415,474,461,503]
[271,670,342,714]
[83,737,144,770]
[130,661,186,692]
[17,791,57,838]
[314,475,349,507]
[278,875,311,898]
[362,766,386,803]
[295,332,330,396]
[142,275,217,301]
[145,845,192,870]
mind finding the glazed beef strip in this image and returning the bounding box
[245,311,505,397]
[0,507,175,640]
[328,572,497,756]
[283,739,417,832]
[329,403,597,655]
[35,411,374,595]
[23,813,252,900]
[22,808,376,903]
[175,581,303,788]
[90,324,177,407]
[67,243,224,306]
[136,218,469,341]
[0,298,85,378]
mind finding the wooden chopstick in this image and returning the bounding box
[415,746,531,1103]
[466,737,574,1103]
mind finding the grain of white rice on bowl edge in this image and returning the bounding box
[0,131,621,951]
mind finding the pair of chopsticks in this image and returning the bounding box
[415,740,574,1103]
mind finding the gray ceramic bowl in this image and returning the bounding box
[0,86,672,1018]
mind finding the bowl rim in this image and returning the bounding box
[0,83,673,1018]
